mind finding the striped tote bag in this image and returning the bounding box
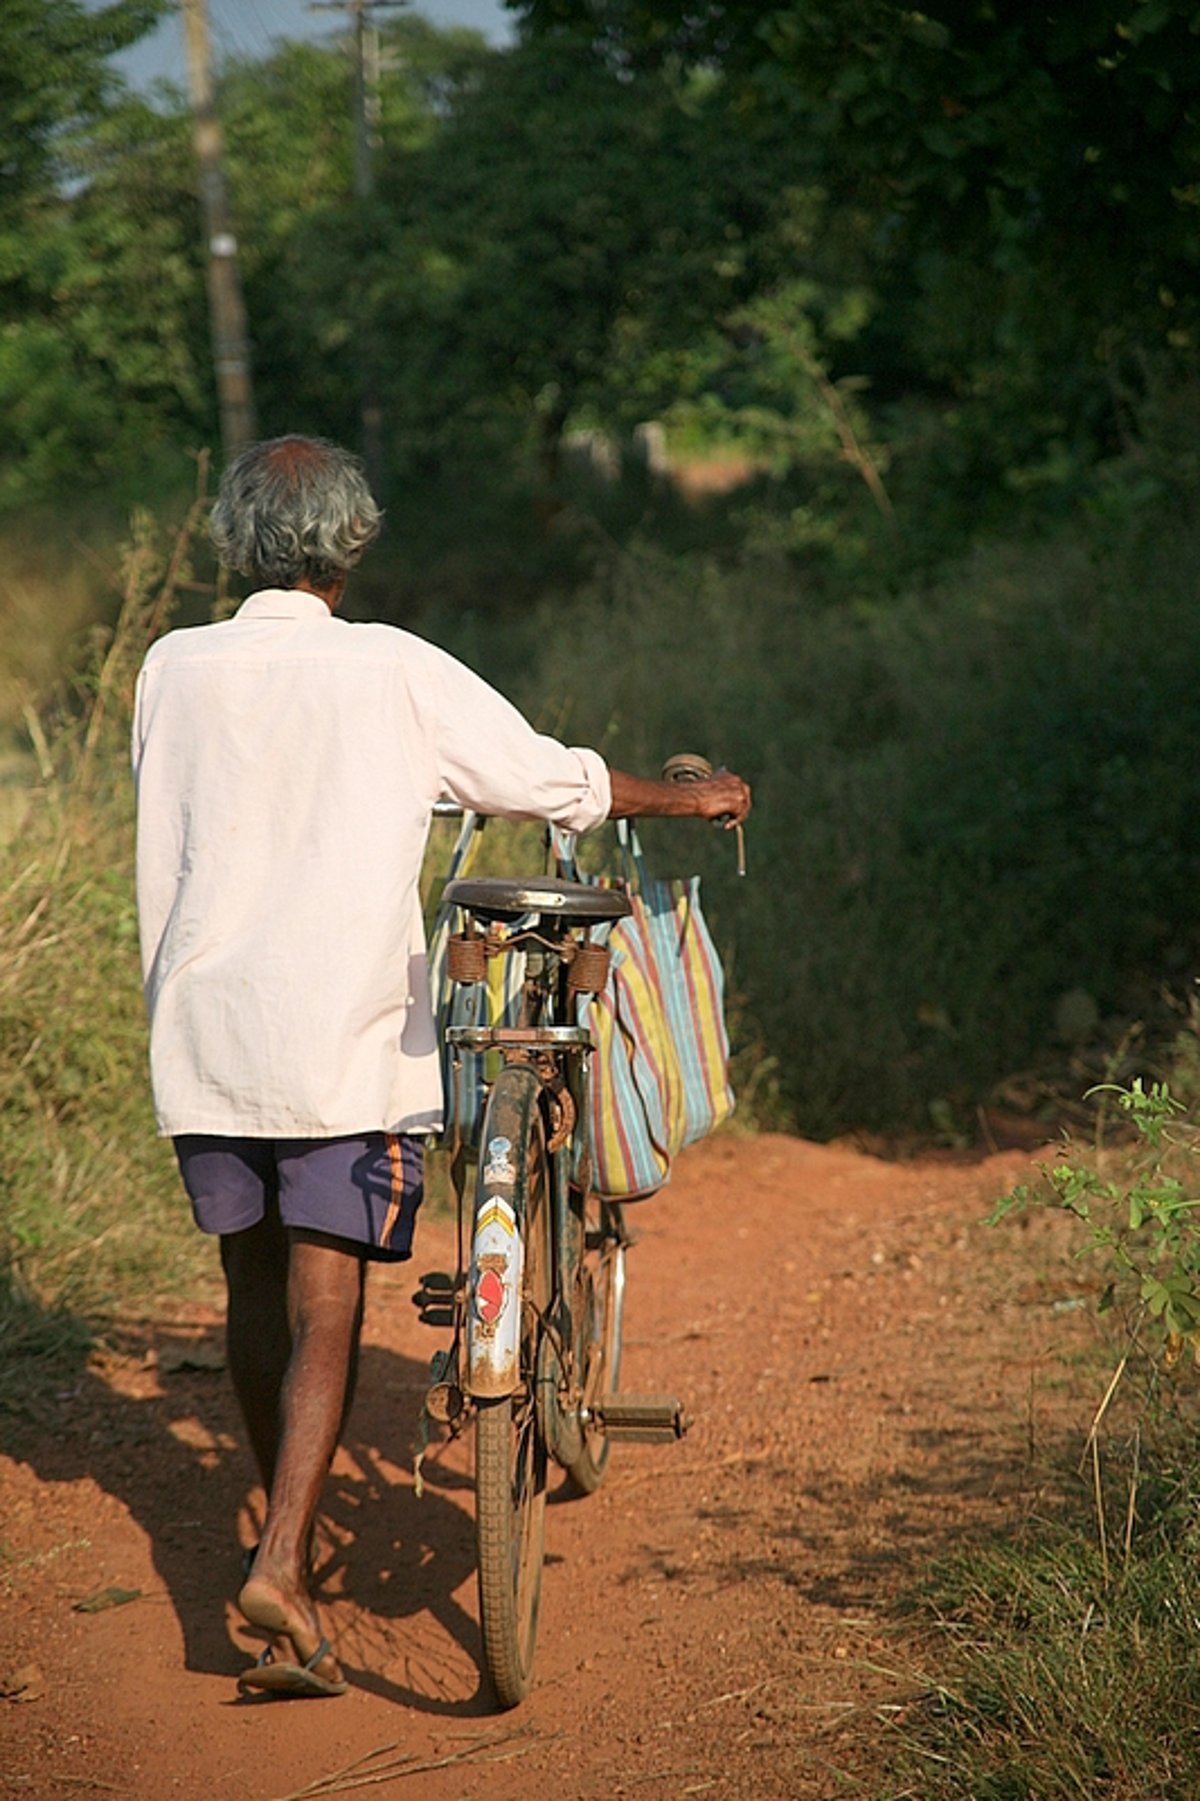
[579,824,734,1199]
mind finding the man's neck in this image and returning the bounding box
[294,577,346,613]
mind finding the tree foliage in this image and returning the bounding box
[509,0,1200,477]
[367,32,801,469]
[1,0,165,212]
[0,0,201,507]
[5,0,1200,531]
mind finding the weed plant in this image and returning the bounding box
[995,1080,1200,1355]
[884,1079,1200,1798]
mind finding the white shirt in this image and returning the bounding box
[132,589,611,1138]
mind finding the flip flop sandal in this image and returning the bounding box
[237,1638,348,1699]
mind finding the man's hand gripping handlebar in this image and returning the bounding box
[606,754,752,875]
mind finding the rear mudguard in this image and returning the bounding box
[465,1062,541,1399]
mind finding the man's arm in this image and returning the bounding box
[607,768,752,828]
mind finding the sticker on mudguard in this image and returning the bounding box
[476,1197,516,1237]
[474,1255,509,1328]
[483,1136,516,1185]
[468,1194,522,1382]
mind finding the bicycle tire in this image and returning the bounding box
[564,1197,627,1495]
[473,1065,551,1707]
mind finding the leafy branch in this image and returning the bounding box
[991,1078,1200,1357]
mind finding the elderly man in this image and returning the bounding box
[132,434,750,1698]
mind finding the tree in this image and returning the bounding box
[508,1,1200,484]
[217,21,496,455]
[364,31,804,479]
[0,0,209,509]
[1,0,166,214]
[0,12,509,509]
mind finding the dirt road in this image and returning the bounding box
[1,1131,1088,1800]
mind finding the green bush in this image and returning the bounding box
[489,472,1200,1135]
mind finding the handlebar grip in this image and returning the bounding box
[660,752,746,878]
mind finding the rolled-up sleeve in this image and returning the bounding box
[433,652,611,833]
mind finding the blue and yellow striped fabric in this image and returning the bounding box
[428,814,525,1148]
[580,831,733,1199]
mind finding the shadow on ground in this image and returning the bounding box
[2,1291,492,1715]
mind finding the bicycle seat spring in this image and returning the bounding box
[446,931,488,984]
[567,941,611,995]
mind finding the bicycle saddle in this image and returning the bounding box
[442,875,631,923]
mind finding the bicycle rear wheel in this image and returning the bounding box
[473,1066,552,1707]
[564,1196,627,1495]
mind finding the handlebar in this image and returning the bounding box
[434,751,747,876]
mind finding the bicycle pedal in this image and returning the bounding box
[412,1270,459,1327]
[594,1394,690,1442]
[584,1226,634,1253]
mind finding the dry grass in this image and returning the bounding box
[0,483,220,1401]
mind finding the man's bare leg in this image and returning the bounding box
[221,1207,291,1494]
[228,1227,365,1684]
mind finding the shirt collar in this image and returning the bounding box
[234,589,333,621]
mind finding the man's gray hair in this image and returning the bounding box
[210,435,382,590]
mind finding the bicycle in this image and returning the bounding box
[414,813,692,1708]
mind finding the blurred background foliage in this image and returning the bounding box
[4,0,1200,1165]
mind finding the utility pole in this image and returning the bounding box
[309,0,408,494]
[181,0,257,460]
[308,0,408,202]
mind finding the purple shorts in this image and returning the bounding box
[173,1132,424,1262]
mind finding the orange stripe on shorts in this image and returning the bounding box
[380,1134,405,1249]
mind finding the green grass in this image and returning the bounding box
[883,1095,1200,1800]
[888,1514,1200,1799]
